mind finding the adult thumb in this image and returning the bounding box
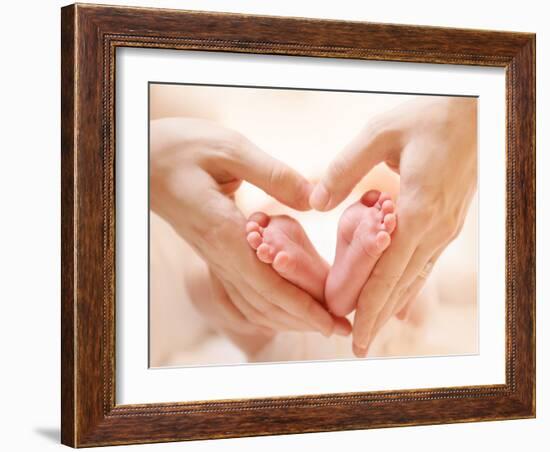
[310,124,391,211]
[226,137,313,211]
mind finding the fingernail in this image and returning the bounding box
[396,305,411,321]
[353,342,368,357]
[396,310,407,321]
[353,342,368,355]
[309,184,330,211]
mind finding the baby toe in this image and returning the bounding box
[375,231,391,252]
[383,213,397,234]
[377,192,392,206]
[381,199,394,214]
[248,211,270,228]
[257,243,275,263]
[246,221,262,234]
[361,189,382,207]
[247,231,263,250]
[273,251,295,274]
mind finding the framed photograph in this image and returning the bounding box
[61,3,535,447]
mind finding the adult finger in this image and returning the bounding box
[309,124,391,211]
[232,268,352,335]
[269,276,339,336]
[395,276,429,321]
[234,277,324,332]
[208,212,337,336]
[223,280,295,332]
[209,272,272,337]
[367,243,439,344]
[226,138,313,211]
[152,118,312,211]
[395,246,445,320]
[332,316,353,337]
[352,227,418,356]
[228,241,337,336]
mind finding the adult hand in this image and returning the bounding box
[150,117,351,339]
[309,97,477,356]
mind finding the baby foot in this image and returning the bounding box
[246,212,329,302]
[325,190,397,317]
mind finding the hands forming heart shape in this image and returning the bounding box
[150,97,477,357]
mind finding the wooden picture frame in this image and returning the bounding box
[61,3,535,447]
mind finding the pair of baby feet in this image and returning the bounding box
[246,190,397,317]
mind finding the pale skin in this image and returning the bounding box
[310,97,478,356]
[246,189,397,317]
[151,96,476,359]
[325,190,397,316]
[150,117,352,354]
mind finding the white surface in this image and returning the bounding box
[117,48,505,404]
[1,0,546,451]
